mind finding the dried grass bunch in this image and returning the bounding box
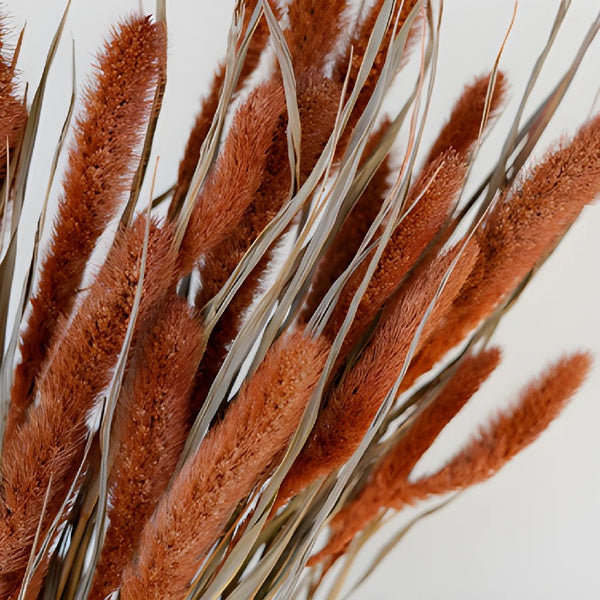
[0,1,597,599]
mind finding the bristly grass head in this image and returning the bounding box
[0,2,597,599]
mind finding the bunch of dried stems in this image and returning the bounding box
[0,1,597,599]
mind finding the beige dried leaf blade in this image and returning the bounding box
[261,0,301,192]
[177,3,426,598]
[172,0,263,244]
[236,6,434,599]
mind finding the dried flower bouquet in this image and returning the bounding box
[0,1,598,599]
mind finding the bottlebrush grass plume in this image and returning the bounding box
[276,243,478,509]
[425,71,507,165]
[89,297,204,600]
[0,2,597,598]
[119,329,330,600]
[284,0,349,74]
[308,347,501,563]
[0,18,26,182]
[325,149,466,356]
[301,118,393,321]
[192,71,342,409]
[178,79,287,275]
[10,15,166,433]
[394,352,592,506]
[0,218,175,598]
[170,0,279,216]
[405,114,600,390]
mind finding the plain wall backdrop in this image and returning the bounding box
[5,1,600,598]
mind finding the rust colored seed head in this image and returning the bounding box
[89,297,204,600]
[276,244,476,509]
[396,352,592,505]
[406,114,600,389]
[425,71,507,165]
[309,347,501,563]
[120,329,330,600]
[0,218,175,597]
[326,149,466,357]
[11,15,166,430]
[285,0,349,74]
[190,72,343,411]
[0,95,26,179]
[170,0,279,215]
[0,16,27,180]
[302,118,393,322]
[178,79,287,276]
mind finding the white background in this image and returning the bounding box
[5,1,600,598]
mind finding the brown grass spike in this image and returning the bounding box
[404,114,600,390]
[177,79,287,275]
[276,243,478,510]
[284,0,349,74]
[0,15,27,182]
[396,352,592,505]
[10,15,166,433]
[191,72,342,410]
[326,149,466,358]
[425,71,507,165]
[89,297,204,600]
[309,347,501,563]
[170,0,281,215]
[119,329,330,600]
[0,218,176,598]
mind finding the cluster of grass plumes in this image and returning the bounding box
[0,1,597,599]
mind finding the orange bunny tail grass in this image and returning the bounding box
[285,0,349,74]
[326,149,466,356]
[119,329,330,600]
[177,79,287,275]
[10,15,166,433]
[170,1,278,215]
[88,298,204,600]
[395,352,592,506]
[405,113,600,390]
[309,347,501,564]
[190,72,342,409]
[301,119,392,321]
[425,71,507,164]
[275,244,476,511]
[0,218,175,597]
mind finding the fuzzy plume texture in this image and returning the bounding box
[0,2,597,599]
[89,298,204,600]
[10,16,166,435]
[395,352,592,505]
[309,347,502,563]
[119,330,330,600]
